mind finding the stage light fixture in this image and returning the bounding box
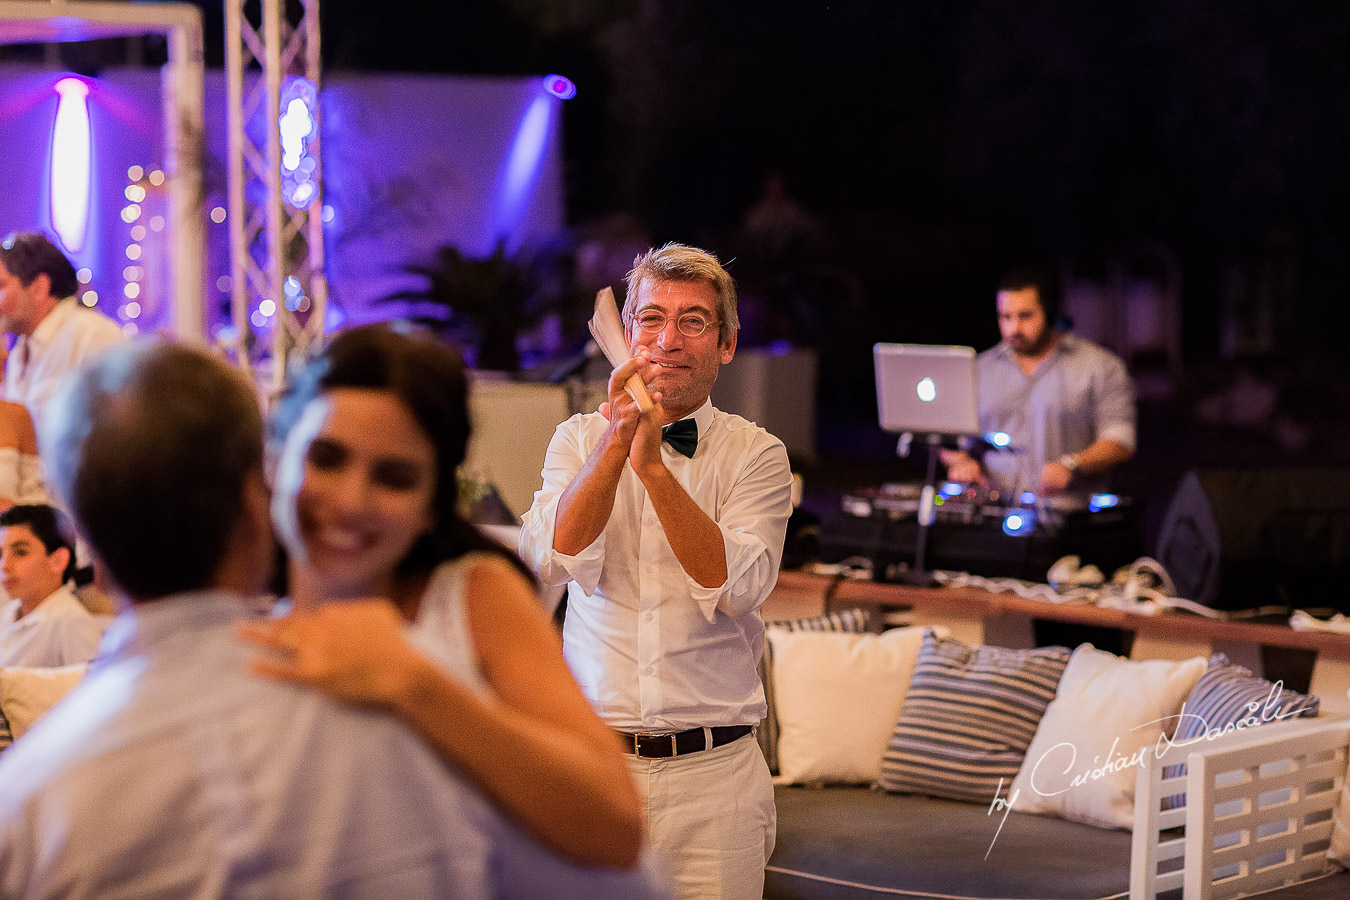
[50,77,92,253]
[543,74,577,100]
[279,77,320,210]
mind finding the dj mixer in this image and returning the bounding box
[827,481,1144,583]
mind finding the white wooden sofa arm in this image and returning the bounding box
[1131,717,1350,900]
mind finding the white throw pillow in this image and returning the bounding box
[770,625,934,785]
[0,663,88,739]
[1008,644,1206,830]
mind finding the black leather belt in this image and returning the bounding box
[617,724,754,759]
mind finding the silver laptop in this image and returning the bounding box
[873,343,980,436]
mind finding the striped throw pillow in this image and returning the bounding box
[759,607,875,774]
[1161,654,1320,808]
[878,632,1070,803]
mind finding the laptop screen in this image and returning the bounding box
[873,342,980,436]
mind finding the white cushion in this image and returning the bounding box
[1009,644,1206,829]
[0,662,88,739]
[770,625,934,785]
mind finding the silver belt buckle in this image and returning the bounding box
[632,732,677,760]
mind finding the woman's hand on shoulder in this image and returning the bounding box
[236,599,434,709]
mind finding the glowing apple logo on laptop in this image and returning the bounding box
[916,376,937,402]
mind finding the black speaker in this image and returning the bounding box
[1155,467,1350,613]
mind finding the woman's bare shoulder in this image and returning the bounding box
[0,400,36,450]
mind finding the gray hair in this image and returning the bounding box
[622,242,739,344]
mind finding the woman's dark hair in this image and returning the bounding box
[0,503,84,585]
[270,323,530,580]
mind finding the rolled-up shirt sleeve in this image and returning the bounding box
[1094,353,1138,452]
[518,416,608,595]
[685,439,793,622]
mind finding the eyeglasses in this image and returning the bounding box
[633,310,719,338]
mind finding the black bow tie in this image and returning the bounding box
[661,419,698,458]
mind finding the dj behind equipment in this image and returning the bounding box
[823,343,1143,584]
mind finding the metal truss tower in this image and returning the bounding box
[225,0,326,393]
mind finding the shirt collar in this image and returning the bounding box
[99,589,256,661]
[21,583,82,619]
[685,399,714,438]
[25,297,79,353]
[994,330,1072,365]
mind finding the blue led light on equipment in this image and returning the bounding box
[1002,509,1035,537]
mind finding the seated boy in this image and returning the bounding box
[0,504,106,668]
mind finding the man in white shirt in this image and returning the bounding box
[0,503,106,668]
[519,243,795,899]
[0,231,123,423]
[0,340,669,900]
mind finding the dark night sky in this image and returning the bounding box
[298,2,1350,341]
[189,1,1350,466]
[29,1,1350,366]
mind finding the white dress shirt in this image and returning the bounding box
[3,297,123,424]
[0,584,107,668]
[0,590,671,900]
[518,401,793,731]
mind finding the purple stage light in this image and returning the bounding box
[279,77,320,210]
[50,77,92,253]
[542,74,577,100]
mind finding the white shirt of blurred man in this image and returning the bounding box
[0,231,123,423]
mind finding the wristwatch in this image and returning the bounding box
[1058,453,1081,473]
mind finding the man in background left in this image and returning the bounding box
[0,231,125,611]
[0,231,123,423]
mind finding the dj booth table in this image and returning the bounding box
[764,569,1350,715]
[821,483,1146,583]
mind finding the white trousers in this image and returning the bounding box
[624,733,776,900]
